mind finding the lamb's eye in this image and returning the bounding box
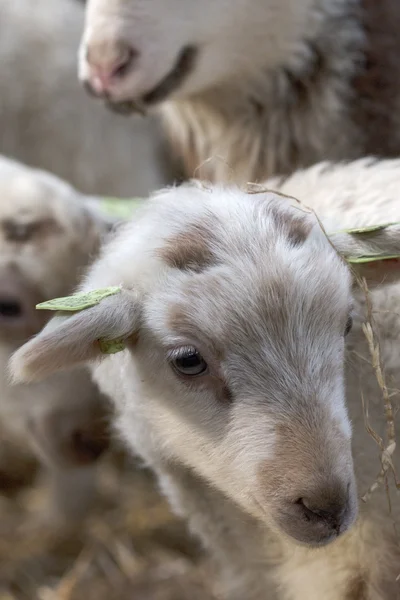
[170,347,208,377]
[344,316,353,337]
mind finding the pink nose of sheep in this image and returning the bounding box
[84,41,137,97]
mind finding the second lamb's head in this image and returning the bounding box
[0,157,111,344]
[11,182,400,547]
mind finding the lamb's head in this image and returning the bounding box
[79,0,314,113]
[11,182,400,547]
[0,158,109,343]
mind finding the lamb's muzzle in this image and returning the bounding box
[273,480,357,546]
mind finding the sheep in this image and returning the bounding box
[0,155,113,526]
[79,0,400,184]
[10,157,400,598]
[0,0,174,197]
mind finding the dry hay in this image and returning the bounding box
[0,452,217,600]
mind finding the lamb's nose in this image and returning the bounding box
[296,496,347,534]
[85,43,137,95]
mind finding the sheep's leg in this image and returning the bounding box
[158,465,280,600]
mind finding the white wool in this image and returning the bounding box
[11,157,400,597]
[79,0,372,183]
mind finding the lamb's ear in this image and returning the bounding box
[82,196,122,234]
[329,222,400,286]
[83,196,145,232]
[9,289,140,384]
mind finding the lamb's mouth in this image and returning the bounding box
[105,45,198,116]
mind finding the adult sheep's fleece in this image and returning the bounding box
[80,0,400,183]
[11,157,400,599]
[0,0,173,197]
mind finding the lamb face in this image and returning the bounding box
[79,0,315,110]
[12,182,365,547]
[124,192,357,549]
[0,158,105,343]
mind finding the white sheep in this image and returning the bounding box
[11,158,400,598]
[78,0,400,184]
[0,155,113,525]
[0,0,174,197]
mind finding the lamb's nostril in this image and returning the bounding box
[0,299,23,318]
[296,497,345,531]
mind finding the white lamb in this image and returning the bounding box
[0,155,113,524]
[0,0,173,197]
[11,158,400,598]
[79,0,400,183]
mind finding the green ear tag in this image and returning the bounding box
[36,286,122,312]
[346,254,400,264]
[100,198,145,220]
[98,337,126,354]
[339,222,400,235]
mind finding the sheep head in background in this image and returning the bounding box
[78,0,400,184]
[0,157,112,343]
[79,0,318,107]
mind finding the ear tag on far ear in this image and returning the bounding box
[338,222,400,235]
[100,198,145,220]
[334,222,400,265]
[36,286,126,355]
[346,255,400,264]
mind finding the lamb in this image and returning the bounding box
[0,155,113,525]
[0,0,174,197]
[79,0,400,184]
[10,157,400,598]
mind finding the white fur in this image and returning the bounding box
[79,0,372,183]
[10,157,400,597]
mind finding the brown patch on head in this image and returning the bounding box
[286,217,312,247]
[267,203,312,247]
[1,217,63,243]
[158,219,217,273]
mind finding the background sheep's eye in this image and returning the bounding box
[344,316,353,337]
[171,347,208,377]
